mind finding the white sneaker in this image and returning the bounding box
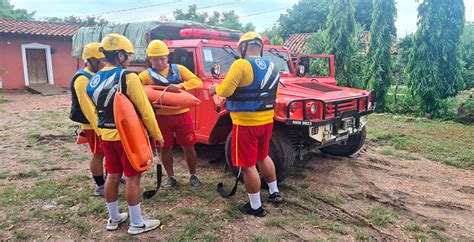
[106,212,128,231]
[127,218,161,235]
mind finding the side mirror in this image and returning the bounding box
[211,62,221,79]
[297,65,307,77]
[297,56,310,77]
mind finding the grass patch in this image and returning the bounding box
[31,179,68,200]
[342,183,354,189]
[14,169,38,179]
[298,183,310,190]
[308,190,346,205]
[429,229,448,241]
[0,98,13,103]
[406,223,421,232]
[18,157,43,166]
[415,233,429,241]
[355,232,370,240]
[71,217,92,232]
[172,219,205,240]
[223,200,242,221]
[0,186,19,206]
[379,146,400,158]
[156,212,175,224]
[0,171,8,179]
[368,114,474,169]
[14,230,33,239]
[304,213,348,234]
[178,207,209,218]
[370,206,399,227]
[264,218,288,227]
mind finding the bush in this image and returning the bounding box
[384,85,423,115]
[432,88,473,121]
[384,85,473,123]
[458,95,474,124]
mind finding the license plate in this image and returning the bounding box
[336,134,349,142]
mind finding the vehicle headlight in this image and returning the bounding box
[310,103,317,114]
[290,102,299,113]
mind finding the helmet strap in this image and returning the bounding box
[118,51,129,68]
[240,42,248,59]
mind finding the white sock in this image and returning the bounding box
[248,192,261,210]
[128,203,144,226]
[107,200,121,221]
[268,181,279,194]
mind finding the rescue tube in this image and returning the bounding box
[144,85,201,110]
[76,131,88,145]
[113,92,153,172]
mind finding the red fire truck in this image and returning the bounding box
[131,28,375,182]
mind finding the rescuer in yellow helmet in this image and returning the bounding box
[69,42,106,196]
[86,33,164,235]
[210,31,282,217]
[139,40,203,190]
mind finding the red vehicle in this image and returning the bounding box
[131,28,375,181]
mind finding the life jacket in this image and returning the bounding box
[226,57,279,112]
[86,67,127,129]
[146,64,181,86]
[69,69,93,124]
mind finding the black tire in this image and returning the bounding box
[319,126,366,157]
[224,126,294,183]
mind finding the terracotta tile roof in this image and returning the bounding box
[285,32,398,55]
[0,18,81,37]
[284,33,313,54]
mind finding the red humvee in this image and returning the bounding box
[131,28,375,181]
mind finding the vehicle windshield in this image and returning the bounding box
[202,47,291,76]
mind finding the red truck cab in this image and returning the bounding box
[131,29,375,181]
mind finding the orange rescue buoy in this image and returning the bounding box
[113,92,153,172]
[144,85,200,110]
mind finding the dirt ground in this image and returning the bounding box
[0,91,473,240]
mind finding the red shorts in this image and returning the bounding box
[231,122,273,168]
[102,140,141,177]
[153,112,196,149]
[83,129,103,155]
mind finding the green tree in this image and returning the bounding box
[460,22,473,89]
[278,0,372,39]
[354,0,373,31]
[0,0,35,20]
[45,16,108,26]
[366,0,397,107]
[173,4,254,32]
[261,25,284,45]
[406,0,465,115]
[278,0,329,38]
[174,4,208,24]
[324,0,356,87]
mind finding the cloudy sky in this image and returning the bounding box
[10,0,474,37]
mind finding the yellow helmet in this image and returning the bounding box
[238,31,263,47]
[82,42,105,60]
[146,40,169,57]
[100,33,134,53]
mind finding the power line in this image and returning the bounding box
[240,6,292,19]
[77,0,182,18]
[109,1,236,23]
